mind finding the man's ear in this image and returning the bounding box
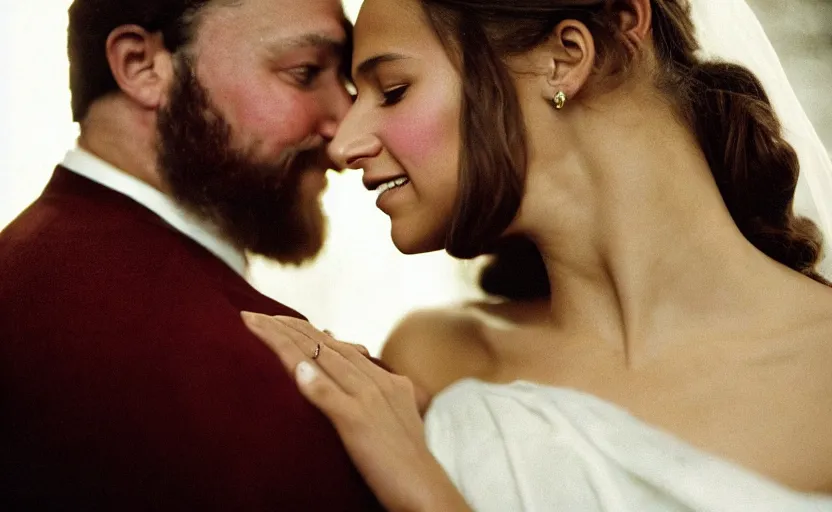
[544,19,596,102]
[105,25,174,111]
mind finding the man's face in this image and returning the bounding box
[157,0,353,264]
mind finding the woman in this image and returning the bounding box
[243,0,832,510]
[382,236,553,400]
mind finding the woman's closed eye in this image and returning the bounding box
[381,84,409,106]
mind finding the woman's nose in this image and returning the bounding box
[328,125,383,170]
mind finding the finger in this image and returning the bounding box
[267,318,425,442]
[245,314,358,393]
[273,317,366,363]
[274,317,374,395]
[347,343,371,358]
[321,337,414,404]
[242,312,312,378]
[293,361,360,430]
[324,340,425,437]
[266,316,323,356]
[277,317,377,374]
[271,318,413,425]
[326,339,388,378]
[244,314,361,427]
[274,316,334,342]
[319,327,371,358]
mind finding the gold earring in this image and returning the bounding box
[552,91,567,110]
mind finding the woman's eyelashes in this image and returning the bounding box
[381,84,409,106]
[350,81,409,106]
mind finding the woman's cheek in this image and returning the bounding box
[381,93,460,186]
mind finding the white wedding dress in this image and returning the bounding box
[424,379,832,511]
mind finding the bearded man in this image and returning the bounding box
[0,0,383,509]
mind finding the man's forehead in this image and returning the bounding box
[201,0,348,45]
[261,31,348,53]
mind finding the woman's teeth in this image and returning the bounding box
[377,176,410,196]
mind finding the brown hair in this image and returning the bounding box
[479,235,550,300]
[67,0,216,122]
[421,0,828,284]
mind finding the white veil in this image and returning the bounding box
[689,0,832,277]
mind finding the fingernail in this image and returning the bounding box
[296,361,318,386]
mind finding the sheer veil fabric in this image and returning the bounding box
[690,0,832,277]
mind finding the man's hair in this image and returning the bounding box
[67,0,215,122]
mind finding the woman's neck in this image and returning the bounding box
[516,95,793,365]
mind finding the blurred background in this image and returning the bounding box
[1,0,830,354]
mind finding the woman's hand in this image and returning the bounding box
[242,312,471,512]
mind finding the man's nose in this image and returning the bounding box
[318,82,354,143]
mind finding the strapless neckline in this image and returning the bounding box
[423,377,832,511]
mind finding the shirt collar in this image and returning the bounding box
[61,147,248,277]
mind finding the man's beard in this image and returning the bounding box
[156,59,328,265]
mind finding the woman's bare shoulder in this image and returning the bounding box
[380,302,498,397]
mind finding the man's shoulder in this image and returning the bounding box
[1,175,175,262]
[2,197,178,290]
[3,179,223,291]
[0,176,302,338]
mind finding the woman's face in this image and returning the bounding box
[329,0,462,254]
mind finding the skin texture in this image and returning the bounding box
[382,299,554,397]
[79,0,352,263]
[247,0,832,507]
[327,0,461,254]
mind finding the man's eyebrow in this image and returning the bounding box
[354,53,409,78]
[267,33,347,54]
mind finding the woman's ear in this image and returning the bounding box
[105,24,175,111]
[616,0,653,53]
[544,19,596,103]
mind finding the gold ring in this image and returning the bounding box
[312,342,322,360]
